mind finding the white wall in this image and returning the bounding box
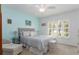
[40,9,79,46]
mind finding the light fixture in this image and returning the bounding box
[35,4,46,12]
[39,7,45,12]
[35,4,56,12]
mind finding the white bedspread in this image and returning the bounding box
[21,35,53,53]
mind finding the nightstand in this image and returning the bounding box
[48,40,57,51]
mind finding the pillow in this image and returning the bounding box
[23,31,31,37]
[31,32,37,37]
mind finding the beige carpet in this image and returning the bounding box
[20,43,79,55]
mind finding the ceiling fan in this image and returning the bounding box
[35,4,56,12]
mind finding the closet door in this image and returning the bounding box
[0,4,2,55]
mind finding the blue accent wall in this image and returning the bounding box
[2,5,40,40]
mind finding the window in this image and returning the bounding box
[48,20,69,38]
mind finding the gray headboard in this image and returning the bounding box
[18,28,35,40]
[18,28,35,32]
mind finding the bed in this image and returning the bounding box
[18,28,56,54]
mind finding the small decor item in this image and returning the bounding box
[41,23,46,26]
[12,31,20,44]
[25,20,31,26]
[7,18,12,24]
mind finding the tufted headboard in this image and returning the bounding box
[18,28,36,41]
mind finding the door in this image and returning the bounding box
[0,4,2,55]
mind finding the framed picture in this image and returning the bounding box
[7,19,12,24]
[29,21,31,26]
[25,20,31,26]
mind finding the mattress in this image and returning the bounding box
[3,44,23,55]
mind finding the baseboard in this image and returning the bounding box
[57,43,77,48]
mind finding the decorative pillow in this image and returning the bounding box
[23,31,31,37]
[31,32,37,37]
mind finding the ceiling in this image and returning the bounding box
[6,4,79,18]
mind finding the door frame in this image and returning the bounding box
[0,4,2,55]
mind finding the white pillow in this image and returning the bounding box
[31,32,37,37]
[23,31,30,37]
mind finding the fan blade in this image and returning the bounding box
[47,6,56,9]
